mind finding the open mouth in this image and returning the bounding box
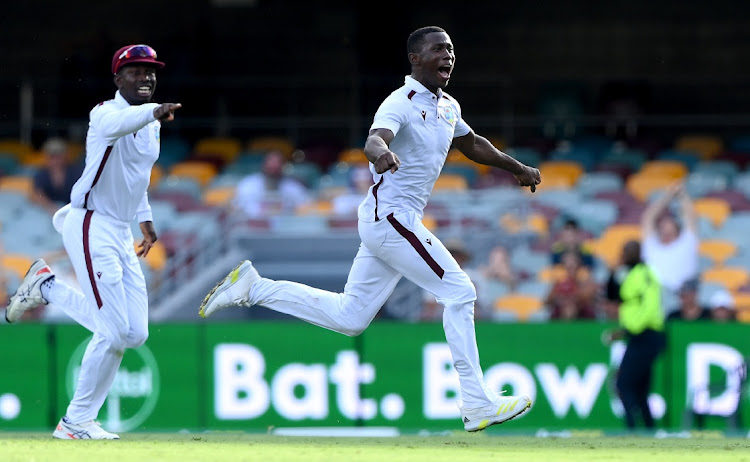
[137,86,152,97]
[438,65,452,80]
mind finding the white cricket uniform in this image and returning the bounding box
[49,90,160,424]
[250,76,497,407]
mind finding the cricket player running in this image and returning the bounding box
[4,44,181,439]
[200,26,541,431]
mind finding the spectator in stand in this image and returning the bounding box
[545,250,598,320]
[666,279,710,321]
[233,150,311,218]
[550,218,594,268]
[641,182,698,313]
[477,245,517,291]
[708,289,737,323]
[331,165,374,216]
[31,137,83,215]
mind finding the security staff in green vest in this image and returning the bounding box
[604,240,666,431]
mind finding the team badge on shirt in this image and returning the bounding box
[154,125,160,142]
[443,106,456,125]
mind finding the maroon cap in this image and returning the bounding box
[112,44,165,74]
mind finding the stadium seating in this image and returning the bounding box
[698,240,738,266]
[247,136,295,158]
[0,175,34,197]
[675,134,724,159]
[193,137,242,164]
[493,294,544,321]
[168,161,218,188]
[701,267,750,292]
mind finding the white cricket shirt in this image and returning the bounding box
[358,76,471,222]
[70,91,160,223]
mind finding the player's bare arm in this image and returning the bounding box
[153,103,182,122]
[453,131,541,192]
[365,128,401,174]
[137,221,158,257]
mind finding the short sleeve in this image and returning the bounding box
[370,95,407,137]
[452,100,471,138]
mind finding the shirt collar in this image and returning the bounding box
[114,90,131,107]
[404,76,443,98]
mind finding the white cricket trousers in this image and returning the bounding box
[49,207,149,424]
[251,210,497,408]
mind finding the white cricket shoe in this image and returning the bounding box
[461,394,532,432]
[52,417,120,440]
[5,258,54,323]
[199,260,260,318]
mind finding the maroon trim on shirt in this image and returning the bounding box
[372,176,384,221]
[83,145,113,209]
[83,210,103,309]
[386,213,444,279]
[407,90,416,100]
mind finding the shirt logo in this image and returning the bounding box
[154,125,160,142]
[443,106,456,125]
[97,271,102,279]
[425,238,432,246]
[421,110,426,120]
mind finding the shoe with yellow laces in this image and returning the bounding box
[460,394,532,432]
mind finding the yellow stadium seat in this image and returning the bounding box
[433,174,468,191]
[701,267,750,292]
[732,292,750,311]
[625,173,671,202]
[134,241,167,271]
[494,294,544,321]
[422,214,437,231]
[194,137,242,163]
[296,200,333,215]
[699,240,737,266]
[538,265,567,283]
[20,152,46,167]
[445,148,490,174]
[675,135,724,160]
[1,254,33,280]
[0,139,34,159]
[738,309,750,323]
[149,164,164,190]
[0,175,34,197]
[639,160,689,179]
[338,148,369,165]
[169,161,217,187]
[247,136,295,158]
[539,161,584,186]
[693,197,731,228]
[527,213,549,237]
[593,224,642,267]
[203,186,235,207]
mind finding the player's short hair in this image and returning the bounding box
[407,26,446,55]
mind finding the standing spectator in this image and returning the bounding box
[604,240,666,432]
[708,289,737,322]
[666,279,710,321]
[32,137,83,214]
[331,165,374,216]
[478,245,517,291]
[550,218,594,268]
[233,150,311,218]
[641,182,698,312]
[545,250,598,320]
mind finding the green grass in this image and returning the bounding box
[1,432,749,462]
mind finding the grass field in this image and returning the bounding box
[1,432,749,462]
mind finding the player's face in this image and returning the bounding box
[415,32,455,92]
[115,65,158,105]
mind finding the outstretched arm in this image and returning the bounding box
[364,128,401,174]
[676,184,697,233]
[452,130,541,192]
[641,182,680,237]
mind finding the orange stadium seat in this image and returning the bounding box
[693,197,731,228]
[625,173,671,202]
[675,134,724,160]
[538,161,584,186]
[194,137,242,163]
[422,213,437,231]
[433,174,468,191]
[247,136,295,158]
[0,139,34,159]
[1,254,33,280]
[593,224,642,267]
[202,186,235,207]
[133,241,167,271]
[699,240,737,266]
[701,267,750,292]
[149,164,164,190]
[0,175,34,197]
[639,160,689,179]
[169,161,218,188]
[338,148,369,165]
[494,294,544,321]
[296,200,333,215]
